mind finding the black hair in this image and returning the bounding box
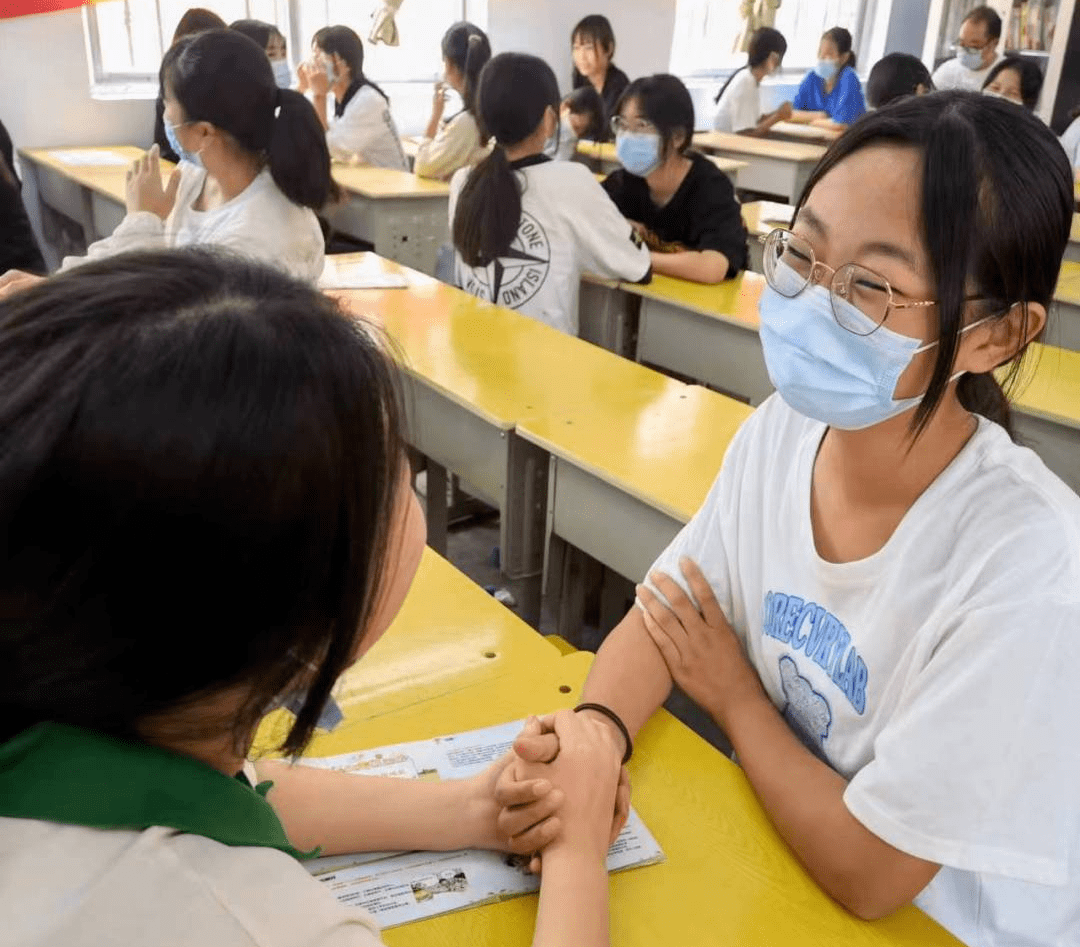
[617,74,695,158]
[795,91,1071,439]
[442,21,491,137]
[0,248,405,756]
[161,29,340,211]
[822,26,856,72]
[715,27,787,104]
[570,14,617,87]
[452,53,559,268]
[565,85,606,141]
[172,7,225,45]
[982,55,1045,111]
[964,4,1003,41]
[228,18,279,53]
[866,52,934,108]
[313,25,389,103]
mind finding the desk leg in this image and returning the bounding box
[424,460,449,557]
[501,434,548,629]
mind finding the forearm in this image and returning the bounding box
[718,689,938,919]
[424,111,441,141]
[313,94,329,131]
[255,760,494,856]
[790,109,826,124]
[650,249,730,284]
[532,845,610,947]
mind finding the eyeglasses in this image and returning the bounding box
[759,228,940,336]
[611,116,657,136]
[952,38,991,52]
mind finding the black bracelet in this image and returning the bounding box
[574,702,633,765]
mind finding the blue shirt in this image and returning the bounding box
[792,66,866,125]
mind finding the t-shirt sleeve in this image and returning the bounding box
[827,68,867,125]
[844,597,1080,886]
[792,72,819,111]
[414,113,479,181]
[568,167,651,283]
[684,165,748,276]
[601,170,633,218]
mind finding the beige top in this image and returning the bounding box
[414,111,490,182]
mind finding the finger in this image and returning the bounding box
[494,769,553,808]
[679,557,725,627]
[636,582,690,650]
[528,855,542,875]
[506,815,562,855]
[640,605,684,670]
[514,732,559,764]
[649,570,701,621]
[497,790,564,841]
[165,167,182,202]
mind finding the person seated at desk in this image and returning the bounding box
[0,248,627,947]
[932,5,1004,93]
[0,117,45,276]
[713,27,792,136]
[790,27,866,131]
[512,91,1080,946]
[865,53,933,109]
[570,14,629,142]
[603,74,748,284]
[16,30,330,286]
[982,55,1044,111]
[298,26,408,170]
[415,22,492,182]
[450,53,651,336]
[230,18,292,89]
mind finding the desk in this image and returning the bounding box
[328,164,451,276]
[741,199,796,272]
[693,131,825,202]
[1054,260,1080,350]
[574,140,747,188]
[1007,343,1080,494]
[768,120,842,145]
[20,146,175,246]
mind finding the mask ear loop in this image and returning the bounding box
[915,308,1011,386]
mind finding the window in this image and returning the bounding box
[669,0,868,77]
[85,0,471,89]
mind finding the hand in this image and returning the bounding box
[637,558,764,732]
[296,61,312,94]
[777,101,793,121]
[306,61,330,97]
[126,145,181,220]
[431,81,448,120]
[0,269,45,301]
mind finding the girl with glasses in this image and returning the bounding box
[519,91,1080,945]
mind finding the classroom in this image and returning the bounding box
[1,1,1079,945]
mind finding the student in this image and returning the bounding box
[932,5,1004,93]
[865,52,934,109]
[982,55,1044,110]
[299,26,407,170]
[791,27,866,129]
[603,74,748,284]
[230,19,292,89]
[571,15,629,141]
[0,248,625,947]
[712,27,792,135]
[0,117,46,275]
[415,22,491,182]
[550,86,606,161]
[449,53,651,336]
[516,91,1080,945]
[153,7,226,163]
[58,30,331,283]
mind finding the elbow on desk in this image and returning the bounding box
[818,863,926,923]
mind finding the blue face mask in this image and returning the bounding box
[616,131,662,177]
[164,119,202,167]
[814,58,840,81]
[273,59,292,89]
[958,47,985,70]
[758,261,987,430]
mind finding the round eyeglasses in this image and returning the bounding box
[611,115,657,136]
[759,228,939,337]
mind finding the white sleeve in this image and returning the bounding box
[567,167,651,283]
[844,597,1080,886]
[60,211,166,271]
[729,73,761,133]
[931,59,954,89]
[1060,117,1080,169]
[414,114,480,181]
[326,91,390,163]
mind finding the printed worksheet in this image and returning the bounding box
[300,719,664,928]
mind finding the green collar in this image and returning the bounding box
[0,722,316,860]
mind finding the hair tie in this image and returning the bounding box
[274,88,283,119]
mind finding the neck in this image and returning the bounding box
[333,71,354,101]
[503,139,545,163]
[204,145,263,202]
[647,152,692,204]
[750,63,769,82]
[140,692,252,778]
[588,67,607,93]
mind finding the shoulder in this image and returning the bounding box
[607,65,630,92]
[686,152,737,197]
[931,57,958,81]
[344,85,385,116]
[837,66,863,89]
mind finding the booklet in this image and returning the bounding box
[300,718,665,929]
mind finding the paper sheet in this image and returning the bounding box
[49,150,129,167]
[300,719,665,928]
[319,257,411,290]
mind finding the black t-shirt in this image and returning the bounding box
[0,118,46,275]
[572,64,630,141]
[601,151,748,278]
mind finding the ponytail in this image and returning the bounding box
[452,147,521,267]
[269,88,342,210]
[441,22,491,140]
[714,66,747,104]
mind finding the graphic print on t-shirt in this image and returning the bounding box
[459,211,551,309]
[779,655,832,757]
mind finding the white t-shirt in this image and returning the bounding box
[448,157,651,335]
[1060,116,1080,169]
[0,817,384,947]
[931,54,1004,92]
[713,68,761,133]
[646,394,1080,947]
[327,85,408,170]
[414,111,490,181]
[62,164,325,283]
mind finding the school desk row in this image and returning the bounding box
[253,545,961,947]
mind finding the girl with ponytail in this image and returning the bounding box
[712,27,792,135]
[415,22,493,181]
[449,53,650,335]
[57,29,333,283]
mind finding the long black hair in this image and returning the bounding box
[453,53,560,268]
[617,74,696,158]
[866,52,933,108]
[442,21,491,136]
[313,25,389,103]
[795,91,1071,438]
[982,55,1045,111]
[0,248,405,756]
[715,27,787,104]
[822,26,856,72]
[162,29,339,210]
[570,14,617,88]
